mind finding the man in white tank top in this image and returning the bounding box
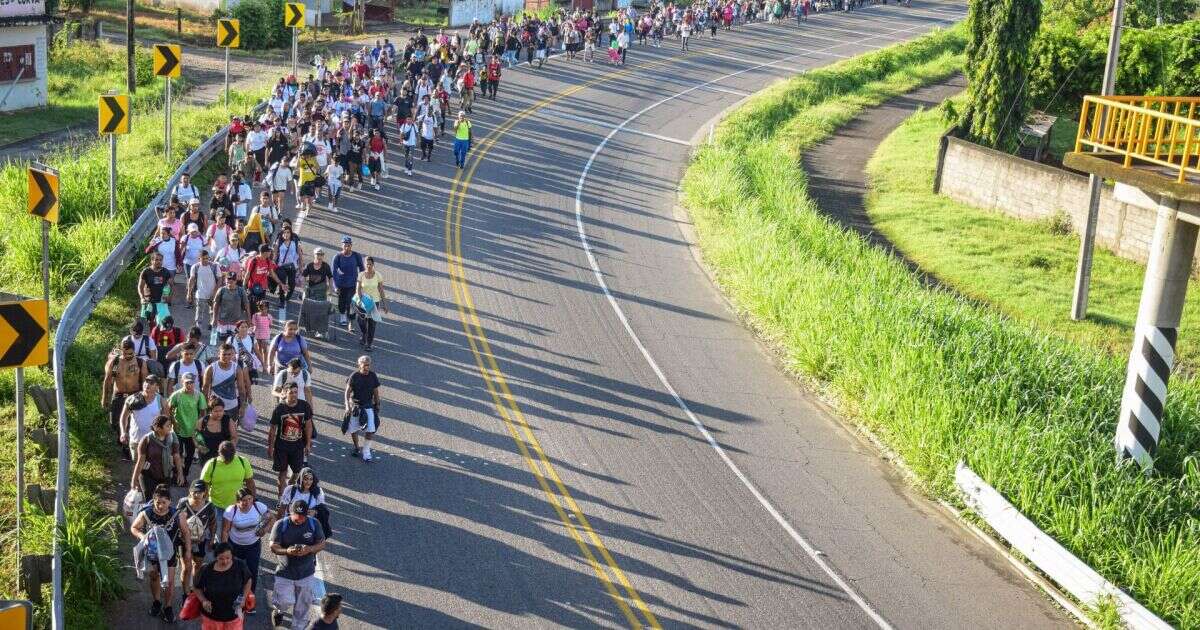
[120,375,164,461]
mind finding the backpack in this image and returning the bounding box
[168,359,205,385]
[184,501,213,542]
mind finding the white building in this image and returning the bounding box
[0,0,49,112]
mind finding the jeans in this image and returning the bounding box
[275,265,297,305]
[273,574,318,626]
[179,435,196,478]
[230,539,261,595]
[453,139,470,167]
[336,286,355,318]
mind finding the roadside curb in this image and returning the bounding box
[669,75,1101,630]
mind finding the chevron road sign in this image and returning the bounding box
[0,299,48,369]
[217,19,240,47]
[98,94,129,134]
[286,2,305,28]
[26,166,58,224]
[153,44,181,78]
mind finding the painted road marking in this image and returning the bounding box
[439,7,946,628]
[569,15,951,630]
[537,109,692,146]
[700,84,752,97]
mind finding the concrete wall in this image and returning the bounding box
[0,24,48,112]
[937,136,1160,267]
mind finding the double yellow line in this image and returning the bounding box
[442,53,696,628]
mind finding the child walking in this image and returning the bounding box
[252,300,273,371]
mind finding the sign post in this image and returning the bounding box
[14,164,55,582]
[216,19,240,109]
[285,3,305,78]
[152,44,181,159]
[97,94,130,219]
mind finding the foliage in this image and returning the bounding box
[681,28,1199,627]
[230,0,290,49]
[1042,0,1199,30]
[1025,19,1200,118]
[961,0,1042,150]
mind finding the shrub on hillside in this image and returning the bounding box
[231,0,289,49]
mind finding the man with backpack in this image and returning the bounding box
[187,249,221,334]
[103,338,148,458]
[332,237,365,330]
[211,272,251,341]
[269,498,327,629]
[167,372,207,478]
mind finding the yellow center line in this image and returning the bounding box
[441,51,699,629]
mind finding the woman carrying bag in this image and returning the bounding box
[278,467,332,538]
[222,486,274,612]
[185,541,252,628]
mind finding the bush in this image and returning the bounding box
[231,0,290,50]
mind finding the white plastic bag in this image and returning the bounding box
[122,488,144,519]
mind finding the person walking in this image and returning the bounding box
[332,237,365,331]
[199,439,253,539]
[354,256,389,351]
[192,541,252,630]
[103,338,148,459]
[119,375,164,463]
[278,467,330,538]
[268,383,313,497]
[398,115,418,176]
[167,372,207,478]
[344,355,381,461]
[269,500,327,629]
[307,593,343,630]
[130,415,184,501]
[221,486,273,613]
[485,55,501,100]
[178,479,218,606]
[452,111,472,169]
[187,249,221,335]
[132,484,193,623]
[203,343,251,424]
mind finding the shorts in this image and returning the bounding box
[368,157,382,174]
[272,445,305,474]
[350,407,377,434]
[179,540,206,561]
[299,182,315,198]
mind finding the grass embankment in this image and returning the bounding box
[0,81,264,626]
[395,1,448,27]
[0,39,182,147]
[867,104,1200,372]
[680,26,1200,629]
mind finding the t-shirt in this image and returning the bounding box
[332,252,364,288]
[271,400,312,449]
[191,263,220,300]
[302,263,333,301]
[306,618,339,630]
[347,370,380,409]
[200,456,254,509]
[274,369,311,401]
[246,256,277,290]
[137,434,179,481]
[271,516,325,580]
[167,389,206,438]
[223,501,269,546]
[140,267,172,303]
[194,559,251,622]
[213,286,246,324]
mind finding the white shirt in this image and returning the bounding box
[190,262,219,300]
[400,123,417,147]
[273,368,311,401]
[270,96,286,117]
[224,501,269,545]
[206,224,233,254]
[155,237,179,272]
[181,232,206,266]
[420,115,437,140]
[325,164,344,191]
[173,183,199,204]
[246,130,268,151]
[269,165,293,192]
[127,394,162,445]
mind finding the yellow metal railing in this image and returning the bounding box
[1074,95,1200,184]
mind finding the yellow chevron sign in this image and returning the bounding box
[285,2,305,28]
[98,94,129,135]
[217,19,240,47]
[153,43,181,78]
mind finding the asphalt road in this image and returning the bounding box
[121,3,1073,628]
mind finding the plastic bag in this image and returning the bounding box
[179,592,202,621]
[122,488,144,519]
[241,402,257,432]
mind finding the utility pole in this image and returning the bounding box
[1070,0,1125,321]
[126,0,135,93]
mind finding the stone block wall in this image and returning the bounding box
[936,136,1166,267]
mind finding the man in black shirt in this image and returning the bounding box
[139,251,173,321]
[267,383,313,496]
[307,593,343,630]
[344,355,381,461]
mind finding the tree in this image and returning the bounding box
[1042,0,1199,29]
[960,0,1043,151]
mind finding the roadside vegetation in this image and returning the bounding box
[867,102,1200,371]
[680,26,1200,628]
[0,36,178,147]
[0,81,263,625]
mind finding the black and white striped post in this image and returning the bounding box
[1115,195,1196,469]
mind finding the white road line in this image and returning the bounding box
[700,84,753,97]
[570,18,944,630]
[537,109,692,145]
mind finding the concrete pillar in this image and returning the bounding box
[1115,195,1196,469]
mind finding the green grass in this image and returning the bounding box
[0,39,183,147]
[0,82,264,626]
[867,103,1200,373]
[680,25,1200,629]
[394,2,447,27]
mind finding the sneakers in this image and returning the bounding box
[271,607,284,627]
[339,314,348,325]
[352,447,362,458]
[363,446,373,461]
[160,605,174,623]
[374,183,380,191]
[149,600,162,618]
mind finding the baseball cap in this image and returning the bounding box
[341,236,352,244]
[182,372,197,383]
[291,499,309,515]
[190,479,208,492]
[187,223,200,233]
[313,246,325,255]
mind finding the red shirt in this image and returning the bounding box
[352,62,370,79]
[462,71,475,90]
[246,256,276,290]
[369,136,386,153]
[486,62,501,81]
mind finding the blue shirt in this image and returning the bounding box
[369,99,387,117]
[332,251,364,288]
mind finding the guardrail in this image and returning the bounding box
[1074,95,1200,183]
[48,100,266,630]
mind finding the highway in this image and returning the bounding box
[219,3,1072,627]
